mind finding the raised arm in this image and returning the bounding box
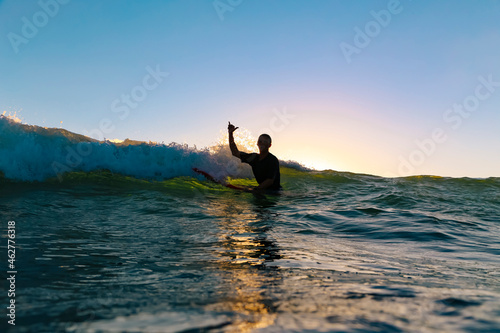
[228,121,240,158]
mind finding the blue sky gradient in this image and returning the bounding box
[1,0,499,177]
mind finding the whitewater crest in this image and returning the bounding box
[0,116,257,182]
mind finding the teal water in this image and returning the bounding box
[1,169,500,332]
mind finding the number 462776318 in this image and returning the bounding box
[7,221,16,270]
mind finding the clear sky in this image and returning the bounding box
[1,0,499,178]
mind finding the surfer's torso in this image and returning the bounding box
[240,152,281,191]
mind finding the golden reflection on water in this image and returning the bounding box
[204,195,281,331]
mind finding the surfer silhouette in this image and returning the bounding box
[228,122,281,191]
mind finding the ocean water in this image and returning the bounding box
[1,116,500,332]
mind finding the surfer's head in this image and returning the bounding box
[257,134,272,153]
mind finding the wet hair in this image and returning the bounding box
[259,134,272,145]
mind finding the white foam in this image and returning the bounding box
[0,116,253,182]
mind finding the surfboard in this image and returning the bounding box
[192,168,245,191]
